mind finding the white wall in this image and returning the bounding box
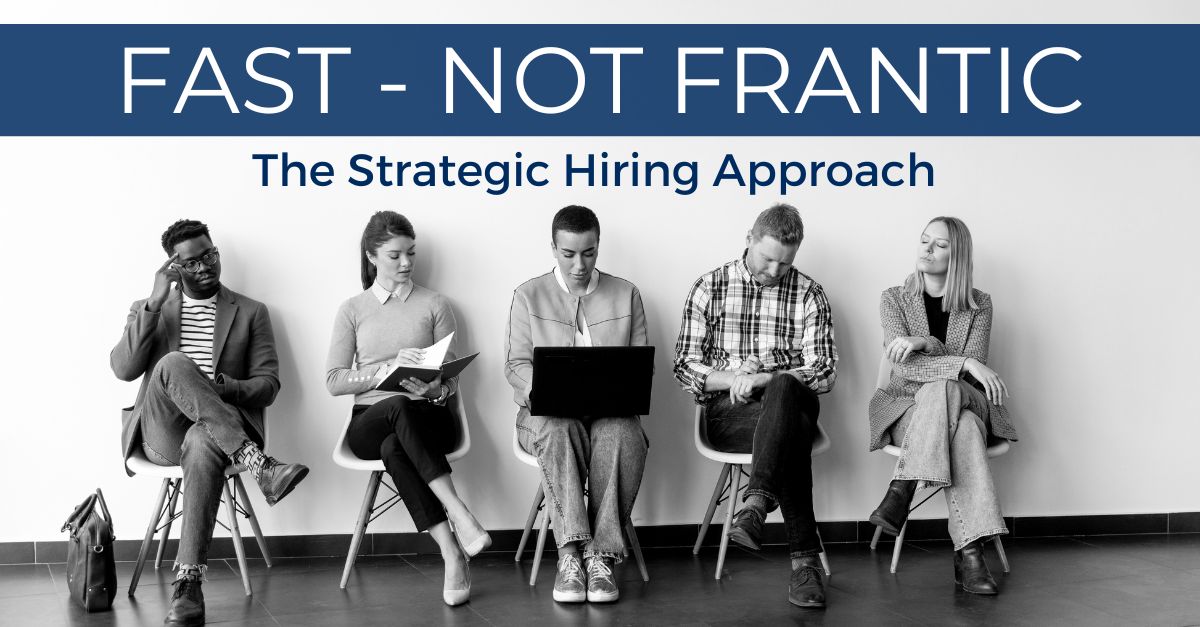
[1,135,1197,543]
[3,0,1199,543]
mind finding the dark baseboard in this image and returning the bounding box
[9,512,1198,565]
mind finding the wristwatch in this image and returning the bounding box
[431,383,451,406]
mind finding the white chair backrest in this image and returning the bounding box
[875,356,893,390]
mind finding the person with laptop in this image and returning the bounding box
[504,205,650,604]
[673,204,838,609]
[326,211,490,607]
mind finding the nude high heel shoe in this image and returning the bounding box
[443,559,471,606]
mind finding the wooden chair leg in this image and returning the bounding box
[530,498,551,586]
[341,471,382,589]
[222,481,252,596]
[993,536,1010,573]
[130,478,171,596]
[625,519,649,582]
[515,483,544,563]
[869,525,884,551]
[816,528,831,576]
[154,479,180,569]
[234,475,272,567]
[715,464,741,580]
[694,464,731,555]
[890,521,907,574]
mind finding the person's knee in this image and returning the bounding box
[769,374,820,420]
[179,426,226,471]
[153,351,197,379]
[915,379,952,402]
[536,418,587,454]
[596,418,647,457]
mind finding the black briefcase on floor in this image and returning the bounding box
[61,488,117,612]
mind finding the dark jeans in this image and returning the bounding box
[705,374,822,557]
[347,395,456,532]
[140,352,260,566]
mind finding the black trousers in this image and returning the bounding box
[705,374,822,557]
[347,396,456,531]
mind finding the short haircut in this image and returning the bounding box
[551,205,600,243]
[750,204,804,246]
[161,219,211,254]
[904,216,978,312]
[360,211,417,290]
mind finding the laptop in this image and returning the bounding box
[529,346,655,417]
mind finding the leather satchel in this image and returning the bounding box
[61,488,117,612]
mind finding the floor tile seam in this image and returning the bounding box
[252,596,283,626]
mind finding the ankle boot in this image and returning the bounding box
[868,480,916,536]
[233,442,309,506]
[954,541,999,595]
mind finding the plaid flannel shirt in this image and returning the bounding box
[673,253,838,399]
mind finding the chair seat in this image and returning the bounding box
[881,439,1009,459]
[126,448,246,478]
[693,405,831,463]
[331,395,471,471]
[512,428,539,467]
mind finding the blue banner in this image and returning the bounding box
[0,24,1196,136]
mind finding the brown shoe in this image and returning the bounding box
[788,555,826,609]
[868,480,916,536]
[954,541,999,595]
[164,577,205,626]
[728,507,765,551]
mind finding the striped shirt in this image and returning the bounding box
[180,294,217,379]
[673,252,838,399]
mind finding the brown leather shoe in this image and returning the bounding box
[954,541,999,595]
[727,507,765,551]
[256,458,309,506]
[788,555,827,608]
[164,577,205,626]
[868,480,916,536]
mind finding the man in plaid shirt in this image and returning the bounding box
[673,204,838,609]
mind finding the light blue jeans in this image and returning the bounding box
[517,411,648,563]
[891,379,1008,550]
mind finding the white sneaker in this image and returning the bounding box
[552,554,586,603]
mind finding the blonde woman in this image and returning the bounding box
[867,216,1018,595]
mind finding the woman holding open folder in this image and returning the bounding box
[325,210,490,606]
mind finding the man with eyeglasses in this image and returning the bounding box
[111,219,309,627]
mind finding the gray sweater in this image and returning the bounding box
[325,283,458,405]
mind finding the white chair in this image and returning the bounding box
[125,409,271,597]
[332,393,472,589]
[512,427,650,586]
[691,405,833,580]
[869,357,1011,574]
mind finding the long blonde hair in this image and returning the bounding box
[903,216,978,312]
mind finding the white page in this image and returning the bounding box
[421,333,453,368]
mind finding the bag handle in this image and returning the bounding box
[93,488,114,534]
[61,494,97,533]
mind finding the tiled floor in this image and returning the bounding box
[4,535,1200,626]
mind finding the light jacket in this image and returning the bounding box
[504,270,648,408]
[867,285,1017,451]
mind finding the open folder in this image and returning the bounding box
[376,333,479,391]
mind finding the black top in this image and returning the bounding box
[923,291,949,343]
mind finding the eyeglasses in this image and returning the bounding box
[175,250,220,274]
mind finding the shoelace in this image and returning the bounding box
[792,564,822,585]
[558,555,585,587]
[172,577,202,601]
[587,558,614,583]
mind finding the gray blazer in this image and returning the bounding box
[110,285,279,473]
[867,285,1017,451]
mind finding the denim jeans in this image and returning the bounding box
[140,352,259,566]
[705,374,823,557]
[347,396,457,532]
[516,412,647,563]
[890,379,1008,550]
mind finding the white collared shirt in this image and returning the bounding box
[553,266,599,347]
[371,281,414,305]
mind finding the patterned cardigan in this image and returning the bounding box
[867,285,1018,451]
